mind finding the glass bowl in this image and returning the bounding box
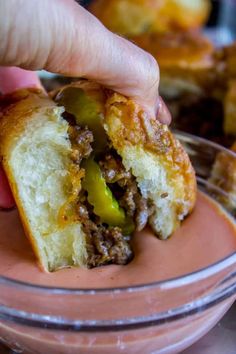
[0,132,235,354]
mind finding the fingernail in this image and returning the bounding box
[156,96,172,125]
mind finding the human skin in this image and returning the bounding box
[0,0,171,208]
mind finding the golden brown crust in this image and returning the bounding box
[0,83,197,258]
[0,89,57,270]
[217,142,236,193]
[209,142,236,213]
[151,0,211,33]
[89,0,159,36]
[213,144,236,194]
[104,92,196,215]
[134,31,213,68]
[0,89,55,156]
[215,42,236,82]
[132,31,215,93]
[52,80,196,217]
[50,80,106,106]
[89,0,211,36]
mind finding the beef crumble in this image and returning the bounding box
[68,125,93,165]
[98,152,151,231]
[68,126,134,267]
[76,202,133,268]
[68,125,153,268]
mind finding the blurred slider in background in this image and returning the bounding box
[82,0,236,43]
[44,1,236,148]
[86,1,236,147]
[84,0,236,214]
[34,1,236,255]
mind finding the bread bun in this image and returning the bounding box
[151,0,211,33]
[89,0,160,36]
[209,141,236,213]
[0,89,87,271]
[89,0,211,36]
[133,31,214,98]
[0,82,196,271]
[103,90,196,238]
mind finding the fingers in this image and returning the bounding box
[0,67,42,94]
[0,0,168,121]
[157,97,172,125]
[87,32,161,119]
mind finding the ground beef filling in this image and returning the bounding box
[98,152,151,231]
[68,125,93,164]
[76,200,133,268]
[68,125,149,268]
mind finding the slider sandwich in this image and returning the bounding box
[89,0,211,36]
[0,81,196,271]
[209,141,236,214]
[133,31,215,99]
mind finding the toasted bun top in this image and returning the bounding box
[0,89,55,156]
[104,91,197,215]
[89,0,211,36]
[133,31,214,70]
[52,81,196,222]
[215,42,236,80]
[89,0,159,36]
[151,0,211,33]
[0,82,197,263]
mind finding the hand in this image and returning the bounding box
[0,0,171,208]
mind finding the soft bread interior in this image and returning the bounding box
[120,145,189,238]
[1,93,87,271]
[0,86,196,271]
[104,93,196,239]
[209,143,236,213]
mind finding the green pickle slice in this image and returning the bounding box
[82,158,125,226]
[83,159,134,233]
[56,87,135,234]
[56,87,107,152]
